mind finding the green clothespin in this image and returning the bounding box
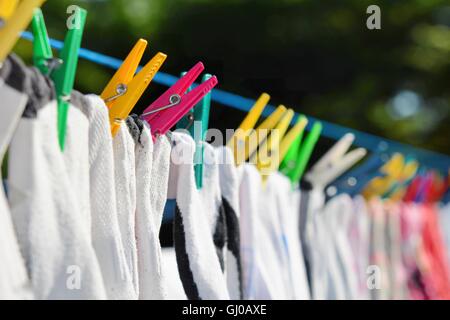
[280,121,322,184]
[279,115,307,179]
[176,73,212,189]
[51,7,87,150]
[31,8,52,74]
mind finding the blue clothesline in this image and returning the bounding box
[19,31,450,171]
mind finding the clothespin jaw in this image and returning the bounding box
[106,50,167,136]
[254,108,294,179]
[31,8,53,74]
[177,73,212,190]
[141,62,218,139]
[0,0,19,24]
[279,115,308,167]
[310,133,355,174]
[100,39,147,109]
[227,93,270,165]
[287,121,322,184]
[0,0,46,63]
[244,105,286,163]
[51,7,87,150]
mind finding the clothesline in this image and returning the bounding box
[19,31,450,172]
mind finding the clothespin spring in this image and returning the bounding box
[140,94,181,117]
[104,83,127,103]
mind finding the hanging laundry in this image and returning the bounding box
[169,132,229,300]
[6,54,107,299]
[113,121,139,296]
[128,115,169,300]
[77,94,135,299]
[0,54,33,300]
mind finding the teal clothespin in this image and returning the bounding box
[177,73,212,189]
[50,7,87,150]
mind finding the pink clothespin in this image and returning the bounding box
[140,62,218,139]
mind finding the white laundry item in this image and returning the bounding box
[113,122,139,296]
[200,143,227,272]
[169,132,229,300]
[150,134,171,234]
[350,195,371,299]
[161,247,187,300]
[0,55,33,299]
[8,65,106,298]
[303,188,347,300]
[239,163,275,299]
[63,91,91,230]
[269,172,310,300]
[215,146,243,299]
[256,172,294,300]
[128,116,168,300]
[82,95,135,300]
[322,194,359,299]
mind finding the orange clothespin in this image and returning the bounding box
[100,39,167,136]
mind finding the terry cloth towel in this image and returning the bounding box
[8,58,106,299]
[0,55,33,299]
[81,95,135,300]
[161,247,187,300]
[127,115,168,300]
[238,163,275,299]
[113,121,139,296]
[268,172,310,300]
[215,146,243,300]
[62,91,91,230]
[200,143,227,272]
[169,132,230,300]
[322,194,359,299]
[257,172,293,299]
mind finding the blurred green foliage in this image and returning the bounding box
[14,0,450,154]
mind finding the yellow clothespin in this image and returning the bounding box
[0,0,46,63]
[0,0,19,23]
[362,153,405,199]
[244,105,287,162]
[227,93,270,165]
[100,39,167,136]
[252,108,294,179]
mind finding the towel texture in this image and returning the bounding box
[128,115,168,300]
[8,62,106,299]
[170,132,229,300]
[82,95,135,300]
[113,122,139,296]
[215,146,243,299]
[0,55,33,299]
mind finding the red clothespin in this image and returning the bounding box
[140,62,218,139]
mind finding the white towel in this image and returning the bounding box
[201,143,227,272]
[64,91,91,230]
[238,163,275,299]
[256,172,292,299]
[215,146,243,299]
[8,64,106,299]
[161,247,187,300]
[268,172,310,300]
[81,94,135,300]
[0,55,33,299]
[113,122,139,296]
[128,115,168,300]
[169,132,229,300]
